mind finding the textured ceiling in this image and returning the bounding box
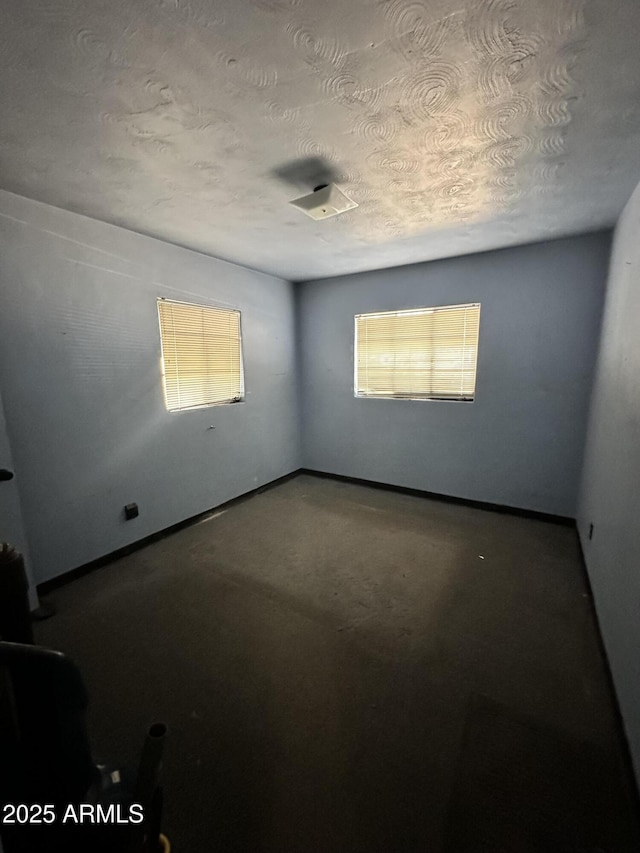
[1,0,640,280]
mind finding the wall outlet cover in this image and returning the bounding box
[124,503,139,520]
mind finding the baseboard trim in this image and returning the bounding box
[575,532,640,821]
[37,469,300,596]
[299,468,575,526]
[38,466,573,596]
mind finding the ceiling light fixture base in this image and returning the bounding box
[290,183,358,221]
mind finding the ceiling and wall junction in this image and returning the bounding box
[1,0,639,279]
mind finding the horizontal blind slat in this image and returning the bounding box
[158,299,244,411]
[355,303,480,401]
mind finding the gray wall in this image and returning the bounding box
[298,234,610,516]
[0,190,299,584]
[578,182,640,779]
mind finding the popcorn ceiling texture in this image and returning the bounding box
[1,0,639,279]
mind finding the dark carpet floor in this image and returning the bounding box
[35,474,640,852]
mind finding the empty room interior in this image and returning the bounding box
[1,0,640,851]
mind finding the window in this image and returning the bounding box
[355,303,480,401]
[157,298,244,412]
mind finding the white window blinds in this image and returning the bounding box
[157,299,243,412]
[355,303,480,401]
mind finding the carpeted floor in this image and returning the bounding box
[35,474,640,852]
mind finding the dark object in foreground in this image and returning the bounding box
[0,545,168,853]
[0,543,34,644]
[0,640,168,852]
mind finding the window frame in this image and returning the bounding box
[157,297,245,413]
[353,302,481,403]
